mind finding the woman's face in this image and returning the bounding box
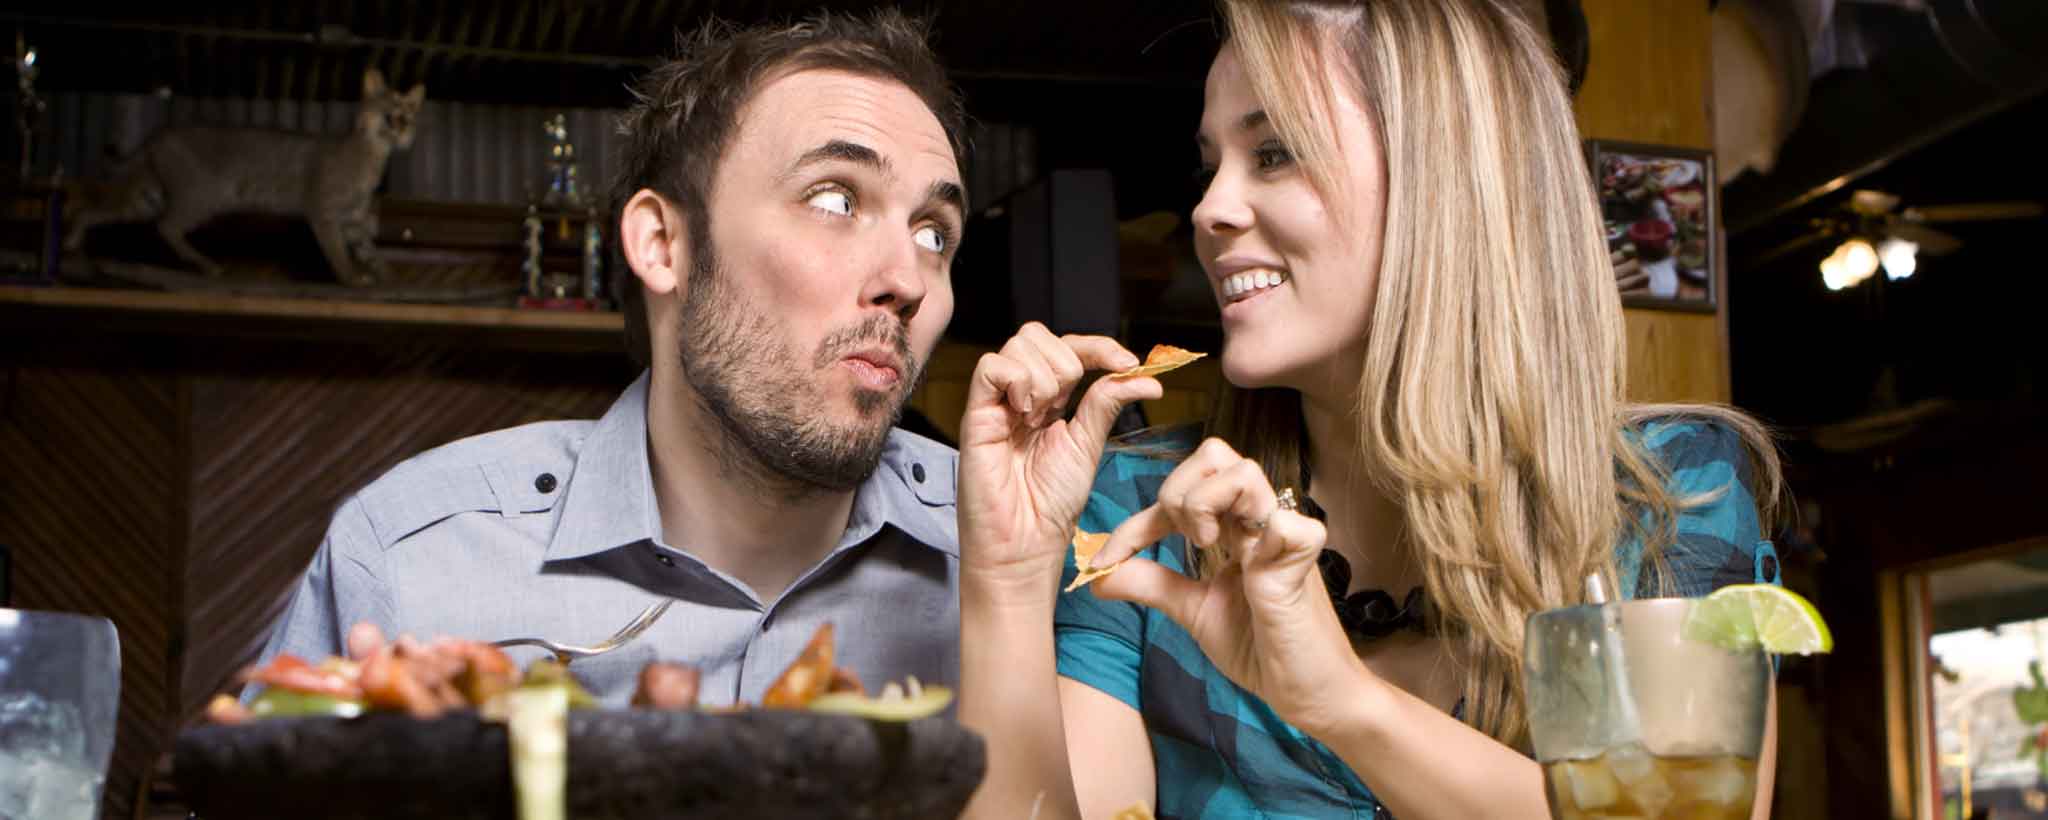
[1194,43,1388,400]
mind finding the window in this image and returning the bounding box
[1911,543,2048,820]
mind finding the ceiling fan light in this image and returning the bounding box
[1821,253,1852,291]
[1842,238,1880,284]
[1881,237,1918,280]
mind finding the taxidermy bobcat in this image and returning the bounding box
[65,69,424,286]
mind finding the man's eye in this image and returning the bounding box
[914,225,949,253]
[807,189,853,216]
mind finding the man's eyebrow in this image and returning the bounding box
[782,139,891,183]
[1196,108,1272,148]
[926,180,966,217]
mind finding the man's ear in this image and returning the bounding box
[619,189,689,300]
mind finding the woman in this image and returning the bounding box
[955,1,1783,818]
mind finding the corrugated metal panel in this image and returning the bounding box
[39,92,626,206]
[40,92,1033,211]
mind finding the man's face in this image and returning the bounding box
[677,68,962,492]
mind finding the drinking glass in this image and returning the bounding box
[1523,598,1768,820]
[0,608,121,820]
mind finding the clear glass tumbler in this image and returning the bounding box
[1522,598,1768,820]
[0,608,121,820]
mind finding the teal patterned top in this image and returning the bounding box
[1054,419,1781,820]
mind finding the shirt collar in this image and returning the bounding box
[547,371,664,563]
[546,371,959,563]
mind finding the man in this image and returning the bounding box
[253,9,969,705]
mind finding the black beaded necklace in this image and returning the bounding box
[1290,489,1434,642]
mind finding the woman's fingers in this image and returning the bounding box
[1089,554,1218,635]
[1154,439,1243,545]
[1169,457,1263,551]
[1094,503,1175,568]
[1243,508,1327,573]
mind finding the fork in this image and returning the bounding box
[491,599,675,664]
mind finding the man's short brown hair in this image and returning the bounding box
[608,9,968,368]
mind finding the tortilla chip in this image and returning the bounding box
[761,623,836,708]
[1110,344,1206,379]
[1063,529,1121,593]
[1111,803,1157,820]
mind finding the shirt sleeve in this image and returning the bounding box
[1053,451,1173,711]
[243,495,397,699]
[1631,420,1783,599]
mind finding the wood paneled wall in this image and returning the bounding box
[1578,0,1731,404]
[0,330,630,818]
[0,340,179,820]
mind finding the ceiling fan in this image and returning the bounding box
[1750,190,2045,288]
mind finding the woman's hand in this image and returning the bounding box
[956,322,1162,598]
[1088,437,1369,735]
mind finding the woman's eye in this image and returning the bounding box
[1255,143,1294,170]
[914,225,948,254]
[807,189,853,216]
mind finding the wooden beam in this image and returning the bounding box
[530,0,561,54]
[0,285,624,354]
[405,0,451,93]
[558,0,590,56]
[501,0,539,61]
[466,0,508,73]
[613,0,648,49]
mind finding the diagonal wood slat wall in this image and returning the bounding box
[0,339,179,820]
[3,331,630,818]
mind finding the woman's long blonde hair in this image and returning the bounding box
[1211,0,1782,747]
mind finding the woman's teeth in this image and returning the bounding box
[1223,269,1289,301]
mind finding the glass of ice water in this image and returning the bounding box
[0,608,120,820]
[1522,598,1769,820]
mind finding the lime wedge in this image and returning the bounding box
[1683,584,1834,655]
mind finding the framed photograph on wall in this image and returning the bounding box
[1586,140,1717,312]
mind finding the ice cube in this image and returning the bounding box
[0,691,87,762]
[0,748,101,820]
[0,693,100,820]
[1561,759,1623,810]
[1668,757,1751,807]
[1605,745,1673,816]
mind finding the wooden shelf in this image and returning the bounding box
[0,285,625,353]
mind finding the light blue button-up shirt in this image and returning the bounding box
[251,371,961,706]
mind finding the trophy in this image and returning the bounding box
[518,115,606,308]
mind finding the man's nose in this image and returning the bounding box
[862,235,927,323]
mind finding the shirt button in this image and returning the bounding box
[534,473,558,494]
[653,551,674,567]
[912,463,926,483]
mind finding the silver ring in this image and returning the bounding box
[1243,488,1298,532]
